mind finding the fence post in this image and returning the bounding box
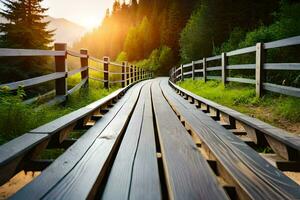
[127,63,131,86]
[203,58,207,82]
[256,42,265,97]
[137,67,140,81]
[131,65,134,83]
[173,67,176,82]
[222,53,228,85]
[192,61,195,80]
[54,43,67,96]
[134,66,137,82]
[80,49,89,87]
[181,64,184,81]
[122,61,126,87]
[103,56,109,89]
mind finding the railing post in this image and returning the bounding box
[192,61,195,80]
[122,61,126,87]
[222,53,228,86]
[80,49,89,87]
[256,42,265,97]
[181,64,184,81]
[203,58,207,82]
[54,43,67,96]
[130,65,134,83]
[134,66,137,82]
[103,56,109,89]
[127,64,131,86]
[137,67,140,81]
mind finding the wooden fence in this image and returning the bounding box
[170,36,300,98]
[0,43,152,104]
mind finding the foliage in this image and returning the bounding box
[0,82,117,145]
[180,0,280,63]
[136,46,174,75]
[73,0,197,74]
[178,79,300,133]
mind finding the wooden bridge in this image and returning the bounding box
[0,37,300,199]
[0,77,300,199]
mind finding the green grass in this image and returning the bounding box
[0,79,118,145]
[178,79,300,134]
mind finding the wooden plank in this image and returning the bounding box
[264,36,300,49]
[0,133,49,185]
[67,50,88,58]
[264,63,300,70]
[194,59,203,64]
[68,66,89,77]
[89,56,105,64]
[226,77,256,84]
[227,64,256,70]
[206,55,222,62]
[206,66,222,71]
[207,76,222,80]
[151,80,228,200]
[263,83,300,97]
[161,78,300,199]
[0,48,65,57]
[102,83,162,199]
[0,72,65,90]
[169,81,300,159]
[67,78,88,95]
[31,88,124,134]
[11,82,145,200]
[227,46,256,57]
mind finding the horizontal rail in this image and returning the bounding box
[0,48,65,57]
[110,80,126,83]
[67,78,88,95]
[265,36,300,49]
[89,56,105,64]
[68,66,88,77]
[89,67,107,73]
[207,66,222,71]
[195,69,204,73]
[263,83,300,97]
[67,50,88,58]
[264,63,300,70]
[194,60,203,65]
[206,55,222,62]
[227,64,256,70]
[183,63,193,68]
[89,77,107,83]
[227,46,256,57]
[207,76,222,80]
[0,72,66,90]
[109,61,123,67]
[226,77,256,84]
[183,71,193,76]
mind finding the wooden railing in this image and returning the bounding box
[0,43,152,104]
[170,36,300,97]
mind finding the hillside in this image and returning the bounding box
[0,16,87,46]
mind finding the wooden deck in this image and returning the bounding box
[0,78,300,199]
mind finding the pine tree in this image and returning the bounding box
[0,0,54,82]
[0,0,54,49]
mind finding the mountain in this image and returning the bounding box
[0,16,87,46]
[46,17,87,46]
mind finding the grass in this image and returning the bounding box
[178,79,300,135]
[0,79,118,145]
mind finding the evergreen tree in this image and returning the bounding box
[0,0,53,49]
[0,0,54,82]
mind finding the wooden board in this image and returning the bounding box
[101,83,162,200]
[11,82,145,200]
[162,78,300,199]
[151,80,228,200]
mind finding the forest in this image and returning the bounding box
[73,0,300,77]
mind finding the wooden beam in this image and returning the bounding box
[54,43,67,96]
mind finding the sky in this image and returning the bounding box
[41,0,121,29]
